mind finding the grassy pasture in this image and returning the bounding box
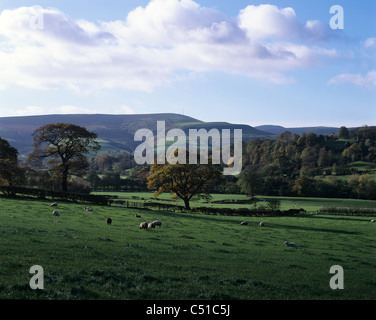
[0,195,375,300]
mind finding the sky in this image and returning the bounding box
[0,0,375,128]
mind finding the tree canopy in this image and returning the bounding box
[147,150,221,209]
[27,123,100,192]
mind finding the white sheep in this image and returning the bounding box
[240,221,248,226]
[259,222,265,227]
[50,203,58,207]
[53,210,60,216]
[371,220,375,223]
[139,222,148,230]
[147,222,155,230]
[284,241,297,248]
[84,207,93,211]
[152,220,162,227]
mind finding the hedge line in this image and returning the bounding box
[317,206,376,216]
[0,186,110,205]
[133,201,306,216]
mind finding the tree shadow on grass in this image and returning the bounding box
[310,215,374,223]
[264,222,359,235]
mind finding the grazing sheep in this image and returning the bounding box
[371,219,375,223]
[135,214,141,218]
[284,241,297,248]
[50,203,58,207]
[139,222,148,230]
[53,210,60,217]
[84,207,93,211]
[152,220,162,227]
[259,222,265,227]
[240,221,248,226]
[106,217,112,225]
[147,222,155,230]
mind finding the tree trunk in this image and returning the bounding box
[183,198,191,210]
[62,167,68,192]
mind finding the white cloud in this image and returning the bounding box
[364,37,376,48]
[328,70,376,89]
[7,105,93,116]
[13,105,46,116]
[238,4,333,43]
[118,105,136,114]
[57,105,94,114]
[0,1,340,92]
[238,5,301,41]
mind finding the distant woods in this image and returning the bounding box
[238,125,376,199]
[0,124,376,201]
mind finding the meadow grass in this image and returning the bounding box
[0,195,375,300]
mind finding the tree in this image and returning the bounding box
[292,176,316,196]
[338,126,350,139]
[86,170,101,190]
[237,165,263,197]
[101,171,121,190]
[96,153,114,173]
[348,174,376,199]
[147,150,221,210]
[27,123,100,192]
[0,137,24,187]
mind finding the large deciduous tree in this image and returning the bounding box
[0,137,24,187]
[28,123,100,192]
[147,150,221,210]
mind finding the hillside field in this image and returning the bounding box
[0,194,375,300]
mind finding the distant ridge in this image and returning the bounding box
[1,113,358,159]
[0,113,273,158]
[255,125,341,136]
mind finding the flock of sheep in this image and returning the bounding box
[49,201,375,248]
[49,202,162,231]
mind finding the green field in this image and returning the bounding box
[0,194,375,300]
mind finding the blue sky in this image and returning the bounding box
[0,0,375,127]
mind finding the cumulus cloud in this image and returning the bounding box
[238,4,334,43]
[328,70,376,89]
[0,0,339,92]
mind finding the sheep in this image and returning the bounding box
[84,207,93,211]
[152,220,162,227]
[53,210,60,217]
[240,221,248,226]
[147,222,155,230]
[371,219,375,223]
[50,203,58,207]
[259,222,265,227]
[139,222,148,230]
[284,241,297,248]
[135,214,141,218]
[106,217,112,225]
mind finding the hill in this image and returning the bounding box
[0,113,274,158]
[255,125,341,136]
